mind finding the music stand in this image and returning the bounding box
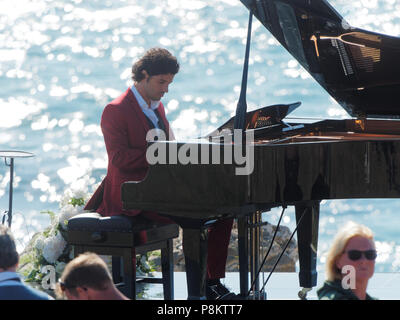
[0,150,34,227]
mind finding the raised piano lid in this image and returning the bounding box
[240,0,400,119]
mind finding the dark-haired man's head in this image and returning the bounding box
[132,47,179,82]
[0,225,19,272]
[132,48,179,105]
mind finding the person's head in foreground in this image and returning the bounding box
[0,225,53,300]
[0,225,19,273]
[318,221,377,300]
[56,252,129,300]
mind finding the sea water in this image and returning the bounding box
[0,0,400,274]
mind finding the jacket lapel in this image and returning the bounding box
[126,88,151,134]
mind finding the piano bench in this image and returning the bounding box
[66,212,179,300]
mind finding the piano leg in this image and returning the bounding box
[249,212,262,296]
[237,216,249,297]
[295,201,320,299]
[182,226,209,300]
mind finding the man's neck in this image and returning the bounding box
[90,286,129,300]
[0,265,17,273]
[134,83,151,107]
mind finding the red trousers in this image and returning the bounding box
[134,211,233,280]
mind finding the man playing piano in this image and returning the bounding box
[84,47,235,300]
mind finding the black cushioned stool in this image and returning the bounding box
[67,212,179,299]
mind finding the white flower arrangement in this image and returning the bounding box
[19,183,156,287]
[19,187,89,283]
[42,232,67,264]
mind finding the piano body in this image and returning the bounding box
[122,0,400,299]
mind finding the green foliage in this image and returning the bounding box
[68,197,85,207]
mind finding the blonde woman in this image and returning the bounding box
[317,221,377,300]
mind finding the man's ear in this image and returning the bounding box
[142,70,149,79]
[76,286,89,296]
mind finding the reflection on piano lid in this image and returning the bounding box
[241,0,400,119]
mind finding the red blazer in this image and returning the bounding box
[84,88,172,216]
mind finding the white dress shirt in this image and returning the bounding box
[130,85,160,129]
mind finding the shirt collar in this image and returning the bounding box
[131,85,160,110]
[0,271,21,282]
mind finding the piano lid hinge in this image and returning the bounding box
[354,119,366,131]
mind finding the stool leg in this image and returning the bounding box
[122,248,135,299]
[73,245,84,257]
[161,239,174,300]
[112,257,122,284]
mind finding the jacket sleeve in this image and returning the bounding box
[101,104,148,172]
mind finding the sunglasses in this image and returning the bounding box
[344,249,377,261]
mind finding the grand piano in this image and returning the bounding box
[122,0,400,299]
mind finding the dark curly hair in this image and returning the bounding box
[132,47,180,82]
